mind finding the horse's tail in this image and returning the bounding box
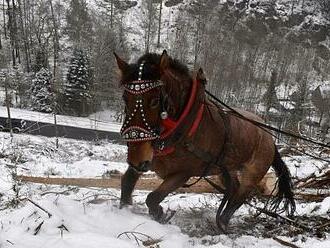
[270,146,296,216]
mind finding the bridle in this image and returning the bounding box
[120,61,170,143]
[120,79,167,141]
[120,61,205,160]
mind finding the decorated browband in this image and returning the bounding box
[123,80,163,95]
[123,61,163,94]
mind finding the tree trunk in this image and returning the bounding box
[2,0,6,38]
[49,0,60,148]
[156,0,162,47]
[4,77,13,137]
[17,0,30,72]
[146,1,152,53]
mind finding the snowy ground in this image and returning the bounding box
[0,132,329,247]
[0,106,121,133]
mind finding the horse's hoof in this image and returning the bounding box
[149,206,165,222]
[119,200,132,209]
[160,210,176,224]
[216,220,228,234]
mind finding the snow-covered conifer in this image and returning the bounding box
[63,48,93,116]
[30,68,53,113]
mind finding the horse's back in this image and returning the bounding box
[225,107,275,168]
[232,108,264,123]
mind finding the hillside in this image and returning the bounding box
[0,1,329,247]
[1,0,329,140]
[0,132,329,247]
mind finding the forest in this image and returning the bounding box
[0,0,329,247]
[0,0,329,138]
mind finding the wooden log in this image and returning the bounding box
[296,170,330,189]
[17,172,278,195]
[17,175,221,194]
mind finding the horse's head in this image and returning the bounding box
[115,50,192,172]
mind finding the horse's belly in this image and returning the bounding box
[152,150,224,179]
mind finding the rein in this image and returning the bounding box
[205,90,330,150]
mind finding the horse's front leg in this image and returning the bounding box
[146,173,189,222]
[120,167,141,208]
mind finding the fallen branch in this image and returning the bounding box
[6,240,14,245]
[315,220,330,230]
[25,199,52,218]
[40,188,78,196]
[273,237,301,248]
[294,192,330,202]
[245,202,311,231]
[296,169,330,189]
[34,221,44,235]
[117,231,162,247]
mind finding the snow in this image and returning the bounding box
[0,195,189,248]
[0,106,121,133]
[0,0,330,245]
[319,82,330,99]
[0,132,329,247]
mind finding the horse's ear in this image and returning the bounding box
[114,52,128,71]
[196,68,207,85]
[160,50,170,73]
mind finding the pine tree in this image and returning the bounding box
[66,0,93,47]
[63,48,92,116]
[30,68,53,113]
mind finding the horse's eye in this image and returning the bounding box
[150,98,160,109]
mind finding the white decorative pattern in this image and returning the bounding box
[121,98,160,141]
[121,61,164,142]
[138,61,145,81]
[123,80,163,95]
[121,126,159,142]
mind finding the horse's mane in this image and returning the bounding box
[137,53,190,77]
[135,53,192,118]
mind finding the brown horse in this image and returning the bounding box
[115,50,295,232]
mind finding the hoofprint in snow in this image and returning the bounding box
[0,132,329,248]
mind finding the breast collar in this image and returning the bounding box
[155,77,205,156]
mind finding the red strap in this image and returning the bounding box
[161,118,176,130]
[155,78,204,157]
[160,78,198,139]
[188,103,204,137]
[155,103,205,157]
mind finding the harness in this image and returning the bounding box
[154,77,205,156]
[121,61,231,179]
[182,107,231,189]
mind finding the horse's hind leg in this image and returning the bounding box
[216,173,242,232]
[217,163,269,232]
[216,184,252,232]
[216,171,239,217]
[146,173,189,222]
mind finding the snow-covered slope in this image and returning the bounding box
[0,106,121,132]
[0,132,329,247]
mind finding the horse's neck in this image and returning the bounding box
[166,77,192,120]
